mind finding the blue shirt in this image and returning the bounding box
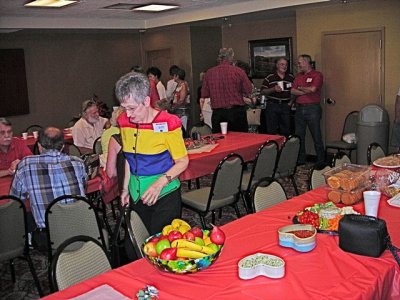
[10,150,87,228]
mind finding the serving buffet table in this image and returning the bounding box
[179,132,285,181]
[43,187,400,299]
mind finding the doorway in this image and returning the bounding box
[322,28,384,144]
[146,48,172,87]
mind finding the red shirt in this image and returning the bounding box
[201,61,253,109]
[149,79,160,108]
[0,138,33,170]
[292,69,323,104]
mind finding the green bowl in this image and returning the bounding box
[142,232,224,274]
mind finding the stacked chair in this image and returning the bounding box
[367,142,385,165]
[251,178,287,212]
[308,162,332,190]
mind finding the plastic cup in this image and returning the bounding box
[277,81,285,90]
[113,106,119,111]
[363,190,381,217]
[33,131,39,139]
[220,122,228,134]
[22,132,28,139]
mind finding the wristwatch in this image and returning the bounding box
[164,173,172,184]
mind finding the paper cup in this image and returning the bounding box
[113,106,119,111]
[220,122,228,134]
[33,131,39,139]
[277,81,285,90]
[363,191,381,217]
[22,132,28,140]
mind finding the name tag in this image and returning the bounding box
[153,122,168,133]
[306,78,313,83]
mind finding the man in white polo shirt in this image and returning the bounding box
[72,99,108,154]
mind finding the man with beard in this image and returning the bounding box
[72,99,108,154]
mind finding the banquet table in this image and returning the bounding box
[43,187,400,300]
[179,132,285,181]
[19,134,73,150]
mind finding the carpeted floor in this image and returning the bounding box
[0,163,313,299]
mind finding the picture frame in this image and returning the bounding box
[249,37,293,79]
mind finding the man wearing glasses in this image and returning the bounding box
[72,99,108,154]
[0,118,32,177]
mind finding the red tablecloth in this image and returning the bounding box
[18,134,73,149]
[179,132,285,181]
[43,187,400,300]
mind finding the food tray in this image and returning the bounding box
[238,253,285,280]
[373,155,400,169]
[323,163,370,192]
[278,224,316,252]
[326,185,366,205]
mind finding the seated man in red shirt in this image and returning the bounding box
[0,118,32,177]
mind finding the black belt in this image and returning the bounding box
[297,103,319,106]
[214,105,245,110]
[267,99,290,104]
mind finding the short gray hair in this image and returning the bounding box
[218,48,234,62]
[115,71,150,105]
[0,118,12,127]
[299,54,312,64]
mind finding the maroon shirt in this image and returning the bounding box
[292,69,323,104]
[201,61,253,109]
[0,138,33,170]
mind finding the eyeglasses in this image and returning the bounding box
[121,103,143,113]
[0,129,12,137]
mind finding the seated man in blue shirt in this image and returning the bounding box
[10,126,87,251]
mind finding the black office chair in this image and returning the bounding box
[25,125,43,134]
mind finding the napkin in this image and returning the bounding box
[187,143,218,154]
[71,285,130,300]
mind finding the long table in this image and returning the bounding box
[43,187,400,299]
[179,132,285,181]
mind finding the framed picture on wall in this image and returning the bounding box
[249,37,293,79]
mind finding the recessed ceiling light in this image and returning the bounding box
[24,0,77,8]
[132,4,179,12]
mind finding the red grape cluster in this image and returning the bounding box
[298,210,320,228]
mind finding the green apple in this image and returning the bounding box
[194,237,205,246]
[155,239,171,255]
[208,243,219,253]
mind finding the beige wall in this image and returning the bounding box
[0,30,141,134]
[296,0,400,121]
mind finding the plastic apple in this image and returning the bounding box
[168,230,183,242]
[159,247,177,260]
[183,231,195,241]
[149,236,160,243]
[194,237,205,246]
[155,239,171,255]
[158,235,169,241]
[143,242,157,257]
[210,224,225,245]
[190,227,203,238]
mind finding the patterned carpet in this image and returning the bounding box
[0,163,313,299]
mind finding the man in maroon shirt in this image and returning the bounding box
[0,118,33,177]
[291,54,324,164]
[201,48,253,133]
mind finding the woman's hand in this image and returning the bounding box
[141,177,167,206]
[120,189,130,206]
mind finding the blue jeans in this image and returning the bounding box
[295,104,325,163]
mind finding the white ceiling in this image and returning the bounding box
[0,0,330,30]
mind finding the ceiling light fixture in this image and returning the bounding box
[132,4,179,12]
[24,0,77,8]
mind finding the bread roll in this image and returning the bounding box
[327,176,341,189]
[328,190,342,203]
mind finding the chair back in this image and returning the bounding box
[251,178,287,212]
[93,137,102,154]
[367,142,386,165]
[251,140,278,181]
[341,111,359,138]
[309,163,332,190]
[45,195,106,256]
[275,135,300,177]
[125,209,150,258]
[190,123,212,136]
[0,195,26,261]
[332,151,351,167]
[25,125,43,134]
[209,153,244,206]
[64,141,82,157]
[51,235,111,291]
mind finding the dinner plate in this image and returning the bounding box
[387,193,400,208]
[292,216,338,235]
[373,156,400,169]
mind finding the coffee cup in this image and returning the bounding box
[363,190,381,217]
[220,122,228,135]
[22,132,28,139]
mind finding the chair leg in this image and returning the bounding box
[196,178,200,189]
[211,210,216,224]
[111,200,117,220]
[187,180,192,190]
[233,204,241,219]
[26,254,44,297]
[9,259,16,283]
[242,192,251,214]
[290,175,299,195]
[199,214,207,229]
[218,208,222,219]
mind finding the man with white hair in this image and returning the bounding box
[72,99,108,154]
[200,48,253,133]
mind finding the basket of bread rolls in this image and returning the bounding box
[323,163,371,205]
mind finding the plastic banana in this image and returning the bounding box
[171,239,216,255]
[171,218,191,229]
[177,248,207,259]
